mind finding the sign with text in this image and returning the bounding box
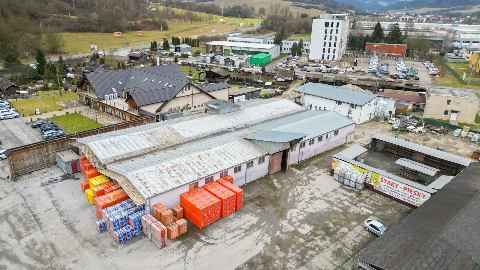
[370,175,431,207]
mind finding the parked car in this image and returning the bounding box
[0,149,7,160]
[31,120,50,128]
[363,218,387,236]
[0,111,19,119]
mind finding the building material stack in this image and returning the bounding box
[180,188,221,229]
[216,178,244,211]
[141,214,167,249]
[100,199,147,244]
[151,203,188,240]
[203,182,236,218]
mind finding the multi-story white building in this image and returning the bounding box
[309,14,350,61]
[295,83,395,124]
[227,33,271,44]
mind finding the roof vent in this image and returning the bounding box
[164,83,168,87]
[143,78,148,82]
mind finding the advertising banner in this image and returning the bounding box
[369,175,431,207]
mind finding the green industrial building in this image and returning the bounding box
[249,53,271,66]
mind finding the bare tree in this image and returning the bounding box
[44,30,65,54]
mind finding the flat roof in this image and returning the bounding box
[55,149,79,162]
[207,41,277,50]
[357,162,480,270]
[333,144,367,160]
[395,158,439,176]
[78,99,302,165]
[295,83,377,106]
[373,134,472,167]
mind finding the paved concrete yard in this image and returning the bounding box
[0,146,411,270]
[0,118,43,150]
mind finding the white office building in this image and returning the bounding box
[309,14,350,61]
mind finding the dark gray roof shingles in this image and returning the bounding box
[86,64,189,107]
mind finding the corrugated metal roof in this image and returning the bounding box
[373,134,471,167]
[333,144,367,160]
[296,83,377,106]
[252,110,355,140]
[107,135,266,202]
[396,158,439,176]
[244,130,306,143]
[78,99,303,165]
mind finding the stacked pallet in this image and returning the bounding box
[100,199,147,244]
[141,214,167,249]
[172,205,183,219]
[216,178,244,211]
[176,219,188,234]
[150,203,188,240]
[332,167,367,190]
[203,182,236,218]
[180,188,221,229]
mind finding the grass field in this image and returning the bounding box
[205,0,325,16]
[434,62,480,91]
[180,66,205,82]
[10,90,78,116]
[289,33,311,41]
[155,5,262,25]
[60,21,238,55]
[47,113,103,134]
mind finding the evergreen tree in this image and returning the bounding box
[298,39,304,56]
[3,52,20,67]
[163,39,169,50]
[386,23,403,44]
[35,48,47,76]
[371,22,385,43]
[291,43,298,56]
[274,30,285,46]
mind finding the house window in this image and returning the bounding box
[309,139,315,145]
[443,110,449,116]
[350,104,355,108]
[336,101,342,105]
[220,170,228,178]
[325,22,329,27]
[258,156,266,164]
[334,130,339,136]
[189,181,199,190]
[300,142,306,148]
[318,135,323,142]
[447,99,451,105]
[326,133,331,139]
[247,161,254,168]
[234,165,242,173]
[205,176,214,184]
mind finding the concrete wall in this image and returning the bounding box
[424,94,479,124]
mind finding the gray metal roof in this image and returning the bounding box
[428,175,455,190]
[427,87,478,100]
[373,134,472,167]
[396,158,440,176]
[357,162,480,270]
[295,83,377,106]
[78,99,303,165]
[86,64,189,106]
[244,130,306,143]
[333,144,367,160]
[195,81,230,93]
[252,110,355,140]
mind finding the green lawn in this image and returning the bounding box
[434,62,480,91]
[58,21,238,56]
[180,66,204,82]
[10,90,78,116]
[47,113,103,134]
[289,33,311,41]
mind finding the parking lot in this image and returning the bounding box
[0,123,412,270]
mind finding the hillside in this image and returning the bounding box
[336,0,480,13]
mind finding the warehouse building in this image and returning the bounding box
[206,41,280,59]
[77,99,355,210]
[295,83,395,124]
[332,134,471,208]
[357,162,480,270]
[365,42,407,57]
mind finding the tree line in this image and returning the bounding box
[348,22,404,52]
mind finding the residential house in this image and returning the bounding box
[78,64,230,120]
[423,87,479,124]
[0,78,19,98]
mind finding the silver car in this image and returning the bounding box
[363,218,387,236]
